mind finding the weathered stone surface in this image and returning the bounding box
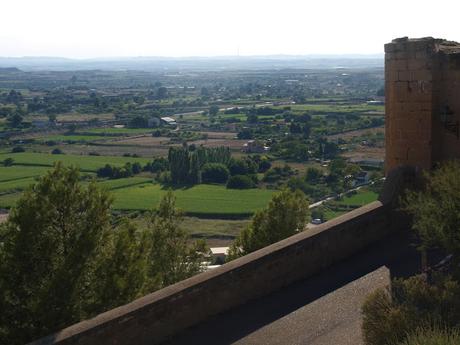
[386,37,460,173]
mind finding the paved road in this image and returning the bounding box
[164,231,423,345]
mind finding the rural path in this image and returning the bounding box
[163,231,421,345]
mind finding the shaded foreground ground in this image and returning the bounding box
[163,230,422,345]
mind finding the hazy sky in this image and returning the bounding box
[1,0,458,58]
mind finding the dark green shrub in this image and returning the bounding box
[3,157,14,166]
[11,146,25,153]
[401,327,460,345]
[51,148,63,154]
[201,163,229,184]
[362,275,460,345]
[226,175,255,189]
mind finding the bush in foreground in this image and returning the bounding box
[400,327,460,345]
[362,274,460,345]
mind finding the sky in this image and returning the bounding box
[1,0,459,58]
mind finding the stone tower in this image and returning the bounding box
[385,37,460,173]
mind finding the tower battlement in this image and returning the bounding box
[385,37,460,172]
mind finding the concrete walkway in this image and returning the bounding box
[164,231,422,345]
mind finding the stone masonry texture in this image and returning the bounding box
[385,37,460,173]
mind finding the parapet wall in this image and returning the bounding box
[31,171,408,345]
[385,37,460,173]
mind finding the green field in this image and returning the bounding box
[0,193,21,208]
[0,166,50,182]
[0,177,38,193]
[97,177,153,190]
[39,134,110,142]
[273,103,385,114]
[337,189,379,206]
[0,159,275,216]
[0,152,151,172]
[323,209,348,221]
[321,189,379,221]
[111,184,275,215]
[0,182,275,217]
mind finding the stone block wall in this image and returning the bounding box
[31,202,396,345]
[385,37,460,173]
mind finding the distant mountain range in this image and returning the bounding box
[0,55,384,71]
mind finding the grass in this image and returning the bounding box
[0,177,275,217]
[39,134,110,142]
[0,177,38,192]
[323,208,348,221]
[181,217,249,238]
[273,103,385,114]
[337,189,379,206]
[133,216,249,239]
[111,184,275,215]
[0,193,21,208]
[97,177,153,190]
[0,152,151,172]
[321,189,379,221]
[0,166,50,182]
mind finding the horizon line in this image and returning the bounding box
[0,53,384,61]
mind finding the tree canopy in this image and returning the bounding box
[0,164,208,344]
[227,189,309,259]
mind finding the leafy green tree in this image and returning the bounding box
[87,221,149,315]
[48,113,57,123]
[302,123,311,139]
[228,158,258,176]
[257,158,271,173]
[145,191,208,287]
[0,164,113,344]
[226,175,255,189]
[129,115,148,128]
[201,163,230,184]
[402,161,460,262]
[227,189,309,259]
[305,167,322,183]
[209,105,219,117]
[168,146,191,184]
[247,113,258,124]
[2,157,13,167]
[51,148,63,154]
[7,113,22,127]
[156,87,168,99]
[311,207,325,221]
[0,167,210,344]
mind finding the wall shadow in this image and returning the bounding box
[163,230,422,345]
